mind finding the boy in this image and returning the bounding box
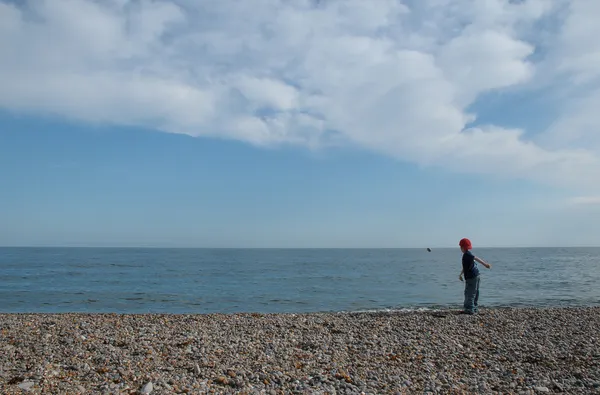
[458,238,492,315]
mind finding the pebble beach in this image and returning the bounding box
[1,308,599,394]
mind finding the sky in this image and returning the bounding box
[1,0,599,248]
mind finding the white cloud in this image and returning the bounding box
[1,0,600,189]
[554,0,600,83]
[234,77,299,112]
[438,30,535,106]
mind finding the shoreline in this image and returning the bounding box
[1,307,599,394]
[3,304,599,315]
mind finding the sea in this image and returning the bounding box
[1,247,599,314]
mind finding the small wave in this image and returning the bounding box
[338,306,446,314]
[108,263,144,268]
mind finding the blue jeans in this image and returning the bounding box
[464,276,480,314]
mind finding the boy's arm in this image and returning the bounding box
[459,268,464,281]
[475,256,492,269]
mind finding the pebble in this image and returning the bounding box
[17,381,34,391]
[0,308,598,393]
[140,381,153,394]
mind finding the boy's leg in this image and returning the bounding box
[463,278,477,314]
[464,277,479,314]
[463,283,469,311]
[474,276,480,313]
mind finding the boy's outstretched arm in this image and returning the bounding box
[475,256,492,269]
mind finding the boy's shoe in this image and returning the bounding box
[460,310,475,315]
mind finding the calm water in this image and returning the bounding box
[1,247,599,313]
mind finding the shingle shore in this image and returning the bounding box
[1,308,599,394]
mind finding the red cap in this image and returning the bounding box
[459,238,472,250]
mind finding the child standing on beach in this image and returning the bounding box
[458,238,492,315]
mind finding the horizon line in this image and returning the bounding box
[1,245,599,249]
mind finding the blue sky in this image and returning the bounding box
[1,110,596,248]
[1,0,599,247]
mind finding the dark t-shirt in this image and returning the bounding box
[462,251,480,279]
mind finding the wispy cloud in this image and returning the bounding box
[569,196,600,206]
[1,0,599,189]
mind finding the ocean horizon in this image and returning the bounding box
[1,247,599,314]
